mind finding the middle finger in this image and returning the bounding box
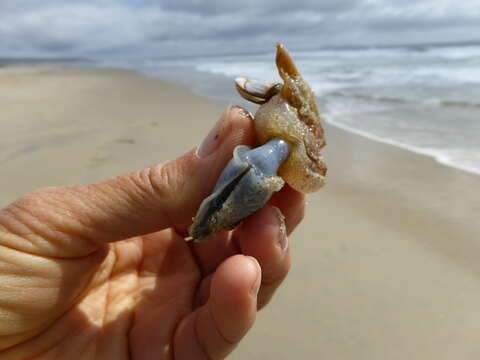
[234,205,291,309]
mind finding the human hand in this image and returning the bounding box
[0,107,305,359]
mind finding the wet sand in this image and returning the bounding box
[1,66,480,359]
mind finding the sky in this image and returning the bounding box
[1,0,479,59]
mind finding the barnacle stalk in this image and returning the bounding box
[189,43,327,241]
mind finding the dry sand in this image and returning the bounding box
[1,66,480,359]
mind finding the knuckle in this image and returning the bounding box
[127,163,179,211]
[146,156,193,202]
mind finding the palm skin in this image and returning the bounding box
[0,108,304,359]
[0,197,300,360]
[0,232,200,359]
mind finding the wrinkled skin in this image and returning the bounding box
[0,108,304,359]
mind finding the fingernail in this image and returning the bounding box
[196,107,229,158]
[234,105,254,120]
[196,106,231,158]
[247,256,261,295]
[273,206,288,251]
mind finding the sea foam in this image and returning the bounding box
[138,43,480,177]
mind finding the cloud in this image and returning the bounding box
[0,0,478,59]
[160,0,357,15]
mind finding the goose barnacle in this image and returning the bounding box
[189,43,327,241]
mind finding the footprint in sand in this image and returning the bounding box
[88,151,112,168]
[88,137,136,168]
[114,138,135,144]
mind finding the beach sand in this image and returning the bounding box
[1,66,480,359]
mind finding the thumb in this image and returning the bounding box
[0,106,255,257]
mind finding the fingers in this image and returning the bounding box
[236,205,292,309]
[174,255,260,360]
[190,184,304,278]
[0,107,256,257]
[268,184,305,235]
[190,231,239,275]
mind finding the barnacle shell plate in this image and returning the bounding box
[189,139,289,241]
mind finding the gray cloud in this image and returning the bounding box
[0,0,478,59]
[160,0,357,15]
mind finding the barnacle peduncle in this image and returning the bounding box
[252,43,327,193]
[275,43,325,149]
[189,43,328,241]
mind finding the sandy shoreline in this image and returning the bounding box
[1,66,480,359]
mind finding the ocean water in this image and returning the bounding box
[117,43,480,176]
